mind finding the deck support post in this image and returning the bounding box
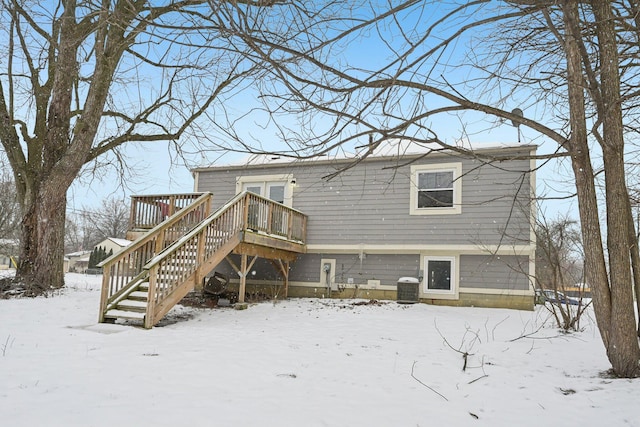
[238,254,247,303]
[236,254,259,303]
[283,260,289,298]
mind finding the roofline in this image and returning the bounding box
[191,143,537,173]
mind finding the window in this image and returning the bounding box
[267,183,285,204]
[418,171,453,208]
[236,174,293,207]
[410,163,462,215]
[237,175,294,233]
[424,256,456,295]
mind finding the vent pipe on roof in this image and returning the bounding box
[511,108,524,143]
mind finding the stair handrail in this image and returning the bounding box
[98,192,213,322]
[141,191,249,327]
[141,191,308,327]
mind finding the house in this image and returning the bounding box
[93,237,132,256]
[98,141,536,327]
[65,250,92,273]
[190,141,536,310]
[0,239,19,270]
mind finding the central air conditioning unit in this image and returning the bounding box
[396,277,420,303]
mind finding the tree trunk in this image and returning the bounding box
[630,211,640,337]
[562,0,611,349]
[16,180,68,292]
[591,0,640,377]
[602,147,640,376]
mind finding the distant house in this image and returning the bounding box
[0,239,19,270]
[190,141,536,310]
[65,250,91,273]
[94,237,132,256]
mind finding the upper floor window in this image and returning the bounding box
[236,174,294,207]
[410,163,462,215]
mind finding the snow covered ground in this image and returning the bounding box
[0,273,637,427]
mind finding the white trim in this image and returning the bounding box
[305,243,533,256]
[422,255,458,298]
[410,162,462,215]
[193,171,199,192]
[528,149,537,294]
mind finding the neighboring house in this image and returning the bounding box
[191,141,536,310]
[65,250,92,273]
[94,237,132,256]
[0,239,19,270]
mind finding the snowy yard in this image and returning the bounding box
[0,273,637,427]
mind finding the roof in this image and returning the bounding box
[65,250,92,257]
[106,237,132,247]
[191,139,536,172]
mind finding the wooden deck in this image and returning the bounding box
[98,192,307,328]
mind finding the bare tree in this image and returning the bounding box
[535,215,588,331]
[0,1,352,291]
[85,197,130,242]
[2,0,638,377]
[0,158,20,243]
[226,1,640,376]
[65,197,129,252]
[64,216,86,254]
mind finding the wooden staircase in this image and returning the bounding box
[98,191,307,328]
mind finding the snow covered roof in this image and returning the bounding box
[193,139,535,171]
[106,237,132,247]
[65,250,92,258]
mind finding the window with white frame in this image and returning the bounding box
[424,256,456,295]
[410,163,462,215]
[236,174,293,207]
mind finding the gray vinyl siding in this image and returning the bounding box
[214,253,420,287]
[196,150,533,247]
[289,253,421,285]
[213,253,529,292]
[459,255,530,291]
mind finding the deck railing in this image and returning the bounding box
[143,191,307,327]
[129,193,204,230]
[98,192,213,321]
[98,191,307,327]
[244,191,307,241]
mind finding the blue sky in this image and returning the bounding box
[64,1,578,220]
[67,103,577,222]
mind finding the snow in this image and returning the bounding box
[65,250,92,258]
[106,237,132,247]
[1,273,638,427]
[200,139,531,169]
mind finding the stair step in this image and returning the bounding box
[104,309,145,321]
[129,291,148,301]
[117,299,148,313]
